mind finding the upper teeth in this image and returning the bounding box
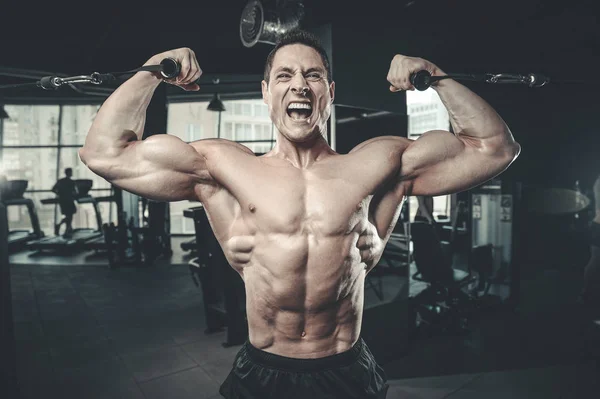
[288,103,312,110]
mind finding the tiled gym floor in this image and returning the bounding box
[9,237,600,398]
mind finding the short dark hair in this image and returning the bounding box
[264,29,332,84]
[65,168,72,176]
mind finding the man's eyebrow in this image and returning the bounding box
[274,67,294,74]
[273,67,325,74]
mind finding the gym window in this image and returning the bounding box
[0,103,117,235]
[0,99,274,237]
[406,88,451,221]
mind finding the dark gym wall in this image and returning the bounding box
[327,21,407,114]
[2,0,596,188]
[475,85,600,189]
[335,113,408,155]
[321,0,599,190]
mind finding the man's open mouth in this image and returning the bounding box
[286,102,313,121]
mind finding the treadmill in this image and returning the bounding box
[0,180,44,253]
[80,191,119,252]
[27,179,103,253]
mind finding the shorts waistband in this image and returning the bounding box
[244,338,364,372]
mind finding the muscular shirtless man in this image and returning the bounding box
[79,30,520,399]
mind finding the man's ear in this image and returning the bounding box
[261,80,269,105]
[329,81,335,104]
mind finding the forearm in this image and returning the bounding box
[432,76,517,149]
[81,70,162,159]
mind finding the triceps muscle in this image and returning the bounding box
[90,135,213,202]
[400,130,515,196]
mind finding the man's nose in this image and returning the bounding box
[291,75,309,95]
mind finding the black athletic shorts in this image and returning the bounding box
[219,337,389,399]
[590,222,600,248]
[58,199,76,215]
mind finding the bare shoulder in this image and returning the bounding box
[188,138,256,158]
[349,135,412,158]
[187,138,256,201]
[337,136,413,192]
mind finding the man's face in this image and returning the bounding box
[262,44,335,143]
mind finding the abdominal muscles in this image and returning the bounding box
[225,231,367,357]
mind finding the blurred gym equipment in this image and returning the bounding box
[180,205,201,254]
[0,179,44,253]
[0,200,19,398]
[187,205,248,347]
[239,0,305,47]
[103,193,172,269]
[410,221,481,335]
[524,186,590,215]
[27,179,103,253]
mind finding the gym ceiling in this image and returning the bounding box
[0,0,597,96]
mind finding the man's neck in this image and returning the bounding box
[270,133,335,169]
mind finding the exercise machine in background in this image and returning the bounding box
[366,200,411,301]
[81,187,121,253]
[470,179,515,294]
[187,204,248,347]
[408,178,524,336]
[27,179,103,253]
[0,200,19,398]
[180,205,200,254]
[179,207,197,254]
[141,198,172,262]
[0,179,44,253]
[103,191,173,269]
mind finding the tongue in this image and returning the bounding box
[289,110,310,120]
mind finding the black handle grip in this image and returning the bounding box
[91,73,116,84]
[409,70,454,91]
[409,70,432,91]
[160,58,181,79]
